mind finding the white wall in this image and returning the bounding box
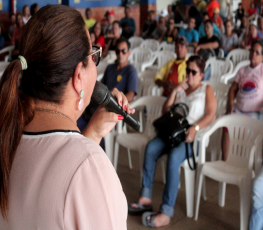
[156,0,177,14]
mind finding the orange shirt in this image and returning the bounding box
[207,0,220,19]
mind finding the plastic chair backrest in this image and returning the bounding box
[0,45,15,62]
[129,47,153,72]
[218,48,224,58]
[128,36,144,50]
[152,51,176,69]
[225,115,263,169]
[138,70,156,97]
[140,39,160,52]
[130,96,166,138]
[158,42,175,52]
[226,48,249,70]
[96,60,109,81]
[221,60,250,85]
[201,81,229,118]
[205,58,233,82]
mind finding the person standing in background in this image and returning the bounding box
[30,3,39,17]
[8,13,16,40]
[218,0,230,22]
[120,6,136,39]
[22,5,31,24]
[207,0,220,19]
[141,10,157,39]
[84,8,96,30]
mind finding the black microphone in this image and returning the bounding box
[91,81,141,131]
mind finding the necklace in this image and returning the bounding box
[35,108,71,121]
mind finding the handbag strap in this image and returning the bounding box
[185,142,196,170]
[170,103,189,117]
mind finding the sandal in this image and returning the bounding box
[142,212,157,228]
[128,202,153,215]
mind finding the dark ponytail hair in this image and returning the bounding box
[0,5,90,219]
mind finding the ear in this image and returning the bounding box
[200,72,204,80]
[72,62,84,96]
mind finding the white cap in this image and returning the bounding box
[159,8,168,17]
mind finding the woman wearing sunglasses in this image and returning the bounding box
[0,5,132,229]
[128,55,217,228]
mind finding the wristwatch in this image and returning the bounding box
[194,124,200,131]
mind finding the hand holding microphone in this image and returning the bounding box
[91,81,141,131]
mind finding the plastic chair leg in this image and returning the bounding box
[194,169,204,220]
[113,142,119,170]
[184,166,195,218]
[202,176,207,200]
[239,178,252,230]
[218,182,226,207]
[127,148,133,169]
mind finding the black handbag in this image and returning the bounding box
[153,103,196,170]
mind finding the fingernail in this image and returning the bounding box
[124,105,127,110]
[120,101,122,105]
[118,115,124,120]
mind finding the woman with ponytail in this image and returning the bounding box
[0,5,132,229]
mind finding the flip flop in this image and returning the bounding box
[128,202,153,216]
[142,212,157,228]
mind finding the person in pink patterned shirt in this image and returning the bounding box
[222,40,263,161]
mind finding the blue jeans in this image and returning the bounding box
[249,166,263,230]
[140,136,193,217]
[203,65,211,81]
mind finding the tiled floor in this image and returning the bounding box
[116,147,241,230]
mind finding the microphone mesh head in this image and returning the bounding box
[91,81,109,105]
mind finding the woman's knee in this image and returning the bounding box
[145,137,166,159]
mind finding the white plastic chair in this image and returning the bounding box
[0,62,9,79]
[158,42,175,52]
[128,47,153,73]
[140,39,160,52]
[141,51,176,72]
[0,45,15,62]
[138,70,156,97]
[96,60,109,81]
[128,36,144,50]
[226,48,249,71]
[221,59,250,85]
[103,50,117,64]
[201,81,229,161]
[205,58,233,83]
[113,96,166,175]
[194,114,263,230]
[218,48,224,58]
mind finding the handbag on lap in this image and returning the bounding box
[153,103,196,170]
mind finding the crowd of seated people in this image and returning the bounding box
[1,2,263,230]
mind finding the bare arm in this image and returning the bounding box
[226,81,238,114]
[125,91,135,102]
[162,80,188,114]
[197,41,219,50]
[185,85,217,142]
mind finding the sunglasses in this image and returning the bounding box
[250,49,262,56]
[87,45,102,66]
[186,67,199,76]
[116,48,128,55]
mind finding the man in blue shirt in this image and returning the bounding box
[178,17,199,46]
[120,6,136,39]
[101,37,138,102]
[199,12,221,38]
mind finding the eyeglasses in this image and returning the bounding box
[116,48,128,55]
[186,67,199,76]
[87,45,102,66]
[250,48,262,56]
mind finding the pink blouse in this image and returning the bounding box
[0,131,127,230]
